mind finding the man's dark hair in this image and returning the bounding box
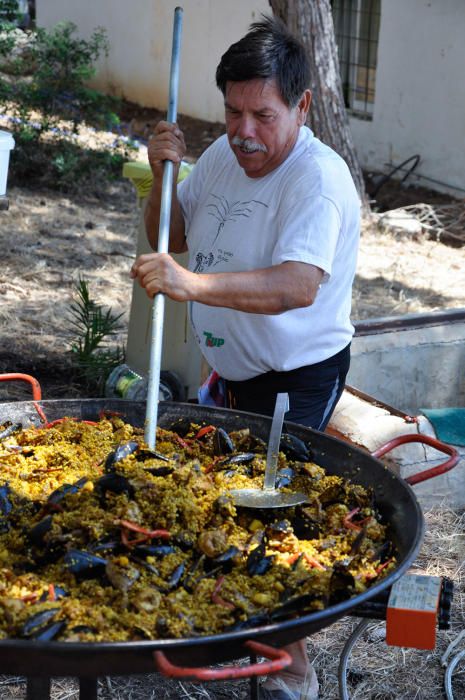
[215,15,310,107]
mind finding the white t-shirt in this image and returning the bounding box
[178,126,360,381]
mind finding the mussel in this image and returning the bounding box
[270,593,324,621]
[63,549,108,579]
[47,477,89,506]
[136,449,172,464]
[329,562,355,604]
[95,473,135,501]
[21,608,66,640]
[168,417,192,437]
[279,433,312,462]
[0,483,12,532]
[213,428,234,456]
[246,536,274,576]
[104,441,139,472]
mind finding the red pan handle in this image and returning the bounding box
[0,373,42,401]
[372,433,459,485]
[153,640,292,681]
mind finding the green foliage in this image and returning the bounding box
[0,0,21,26]
[68,279,125,395]
[0,15,133,192]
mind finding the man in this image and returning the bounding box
[132,15,360,700]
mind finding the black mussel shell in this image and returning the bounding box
[164,563,185,591]
[47,477,89,505]
[144,466,174,477]
[104,441,139,472]
[0,483,12,516]
[279,433,312,462]
[63,549,108,579]
[22,607,61,637]
[225,613,270,632]
[372,540,394,564]
[275,467,294,488]
[329,563,355,604]
[168,418,192,437]
[88,537,121,556]
[213,428,234,456]
[291,515,320,540]
[267,519,293,535]
[247,539,274,576]
[29,619,67,641]
[136,449,172,463]
[204,546,241,574]
[270,593,324,621]
[95,473,135,500]
[218,452,256,467]
[350,527,367,555]
[134,544,176,558]
[29,515,53,547]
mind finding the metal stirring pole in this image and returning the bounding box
[145,7,183,449]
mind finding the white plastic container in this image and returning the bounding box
[0,130,14,196]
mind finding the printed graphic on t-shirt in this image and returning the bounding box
[203,331,225,348]
[191,193,269,272]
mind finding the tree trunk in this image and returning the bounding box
[269,0,368,207]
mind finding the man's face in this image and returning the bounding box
[224,78,310,178]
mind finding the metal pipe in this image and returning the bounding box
[145,7,183,449]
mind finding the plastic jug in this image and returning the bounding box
[0,130,14,196]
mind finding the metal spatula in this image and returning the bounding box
[145,6,183,450]
[230,393,308,508]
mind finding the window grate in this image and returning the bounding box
[332,0,381,119]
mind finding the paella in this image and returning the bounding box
[0,414,396,642]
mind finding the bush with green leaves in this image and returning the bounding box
[68,279,125,396]
[0,4,135,191]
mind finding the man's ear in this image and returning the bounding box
[297,89,312,126]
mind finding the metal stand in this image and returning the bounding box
[26,677,50,700]
[249,652,259,700]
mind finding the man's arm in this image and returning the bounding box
[131,256,324,314]
[144,121,187,254]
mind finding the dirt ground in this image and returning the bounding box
[0,103,464,402]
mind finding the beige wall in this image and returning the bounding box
[36,0,269,123]
[37,0,465,196]
[349,0,465,197]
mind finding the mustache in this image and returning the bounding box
[231,136,267,153]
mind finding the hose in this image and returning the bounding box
[368,154,420,197]
[442,631,465,700]
[338,619,371,700]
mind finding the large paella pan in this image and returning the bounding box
[0,387,457,679]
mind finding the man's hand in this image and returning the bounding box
[131,253,195,302]
[147,121,186,180]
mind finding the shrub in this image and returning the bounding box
[68,279,125,396]
[0,7,134,192]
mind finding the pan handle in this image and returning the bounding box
[153,640,292,680]
[0,373,42,401]
[372,434,459,485]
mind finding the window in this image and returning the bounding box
[332,0,381,119]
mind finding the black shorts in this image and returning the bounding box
[225,343,350,431]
